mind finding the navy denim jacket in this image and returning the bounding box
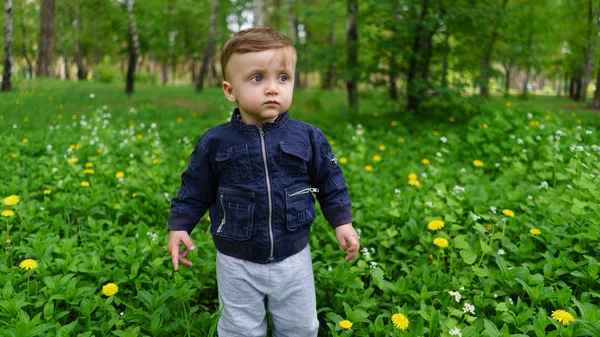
[168,109,353,264]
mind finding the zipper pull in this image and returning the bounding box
[257,125,264,136]
[308,188,319,193]
[331,157,338,165]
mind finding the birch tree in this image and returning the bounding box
[2,0,12,91]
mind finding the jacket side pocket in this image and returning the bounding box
[284,183,317,231]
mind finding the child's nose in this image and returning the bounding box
[265,81,279,95]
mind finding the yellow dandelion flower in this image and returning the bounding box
[379,145,386,151]
[2,210,15,217]
[365,165,374,172]
[84,169,95,175]
[102,283,119,296]
[132,193,138,197]
[75,144,81,150]
[115,172,125,179]
[432,130,439,136]
[339,157,348,165]
[177,118,183,123]
[577,119,581,124]
[373,112,379,117]
[86,162,93,168]
[81,182,90,187]
[473,160,484,167]
[545,115,552,121]
[391,313,409,330]
[339,320,353,330]
[571,112,576,117]
[58,113,63,118]
[329,140,335,145]
[502,209,514,217]
[43,189,52,195]
[22,138,29,143]
[373,155,382,162]
[3,195,20,206]
[391,121,398,126]
[398,137,405,143]
[408,179,420,186]
[433,237,449,248]
[427,220,444,231]
[72,114,77,119]
[19,259,38,270]
[552,309,575,324]
[6,236,10,244]
[428,254,433,260]
[506,102,511,107]
[449,116,456,122]
[136,134,143,140]
[152,158,159,164]
[421,158,431,165]
[530,228,541,235]
[11,153,17,158]
[67,158,79,164]
[408,173,417,180]
[97,149,104,154]
[482,123,488,129]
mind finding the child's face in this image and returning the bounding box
[222,47,296,125]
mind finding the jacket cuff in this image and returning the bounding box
[322,205,353,228]
[167,213,198,234]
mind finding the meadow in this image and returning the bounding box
[1,80,600,336]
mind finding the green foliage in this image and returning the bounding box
[0,82,599,335]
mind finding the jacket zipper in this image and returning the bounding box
[217,193,226,233]
[287,188,319,198]
[258,125,275,263]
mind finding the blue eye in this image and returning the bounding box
[251,75,262,82]
[279,75,288,82]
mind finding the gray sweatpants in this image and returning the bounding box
[216,245,319,337]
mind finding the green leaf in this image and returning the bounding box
[461,250,478,265]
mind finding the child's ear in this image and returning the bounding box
[222,81,237,103]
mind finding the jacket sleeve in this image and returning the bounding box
[309,128,353,228]
[167,137,216,234]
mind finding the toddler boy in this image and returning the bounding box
[167,27,359,337]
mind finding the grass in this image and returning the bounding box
[1,79,599,336]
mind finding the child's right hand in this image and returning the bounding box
[167,230,196,271]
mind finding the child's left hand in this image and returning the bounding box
[335,223,360,262]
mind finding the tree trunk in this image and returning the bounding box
[284,0,301,88]
[406,0,430,113]
[58,6,67,80]
[323,0,336,90]
[522,64,531,97]
[504,63,511,94]
[125,0,140,95]
[162,60,169,85]
[580,0,600,102]
[17,0,32,78]
[441,28,450,88]
[575,71,583,100]
[37,0,55,77]
[253,0,264,26]
[569,77,575,99]
[479,0,509,98]
[346,0,358,118]
[388,0,399,100]
[591,66,600,108]
[2,0,12,92]
[196,0,219,92]
[71,5,87,80]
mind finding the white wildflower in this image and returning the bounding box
[540,181,549,189]
[498,249,505,255]
[449,328,462,337]
[490,206,497,214]
[449,291,461,303]
[463,303,475,315]
[440,137,447,143]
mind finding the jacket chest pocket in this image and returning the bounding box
[285,183,317,231]
[215,144,254,185]
[279,142,311,177]
[214,187,255,241]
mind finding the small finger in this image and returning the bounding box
[178,256,193,266]
[180,247,190,258]
[170,248,179,271]
[182,236,196,251]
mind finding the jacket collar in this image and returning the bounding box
[230,108,290,133]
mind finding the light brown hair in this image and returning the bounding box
[221,27,296,81]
